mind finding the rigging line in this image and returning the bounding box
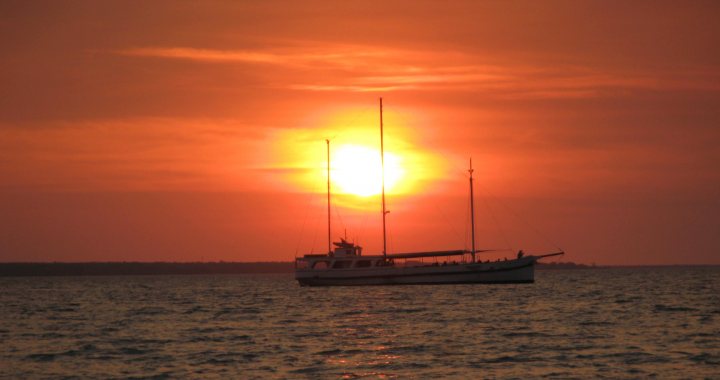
[437,148,475,179]
[293,190,315,257]
[308,187,323,255]
[478,186,515,252]
[355,195,374,247]
[294,167,323,256]
[309,157,330,254]
[481,184,562,251]
[431,194,466,249]
[427,135,477,177]
[342,107,372,129]
[333,201,347,240]
[328,107,373,142]
[387,225,394,255]
[308,202,321,255]
[326,106,378,243]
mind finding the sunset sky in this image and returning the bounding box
[1,1,718,265]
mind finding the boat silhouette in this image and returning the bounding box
[295,99,563,286]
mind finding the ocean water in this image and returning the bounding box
[1,267,718,379]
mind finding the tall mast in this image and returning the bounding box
[469,157,476,262]
[326,139,331,255]
[380,98,388,257]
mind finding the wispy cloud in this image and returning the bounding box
[287,84,412,92]
[118,47,289,64]
[115,45,720,98]
[115,46,396,70]
[0,117,272,192]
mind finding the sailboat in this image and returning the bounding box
[294,99,563,286]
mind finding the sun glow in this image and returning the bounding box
[331,144,403,197]
[269,106,448,204]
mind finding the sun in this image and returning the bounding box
[331,144,404,197]
[269,106,447,200]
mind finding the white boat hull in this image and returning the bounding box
[295,257,537,286]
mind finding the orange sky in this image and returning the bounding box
[1,1,719,265]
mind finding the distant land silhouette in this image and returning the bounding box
[0,261,595,277]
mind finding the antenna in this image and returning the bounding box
[469,157,476,263]
[380,97,388,257]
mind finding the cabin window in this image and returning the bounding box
[375,259,394,267]
[312,261,329,269]
[332,260,353,269]
[355,260,372,268]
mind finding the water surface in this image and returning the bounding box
[1,267,718,378]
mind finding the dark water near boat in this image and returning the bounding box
[1,267,718,379]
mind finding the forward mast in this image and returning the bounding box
[380,98,388,257]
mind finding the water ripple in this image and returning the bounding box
[0,268,718,378]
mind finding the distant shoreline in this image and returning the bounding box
[0,261,716,277]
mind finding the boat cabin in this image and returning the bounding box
[295,239,402,270]
[331,238,362,257]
